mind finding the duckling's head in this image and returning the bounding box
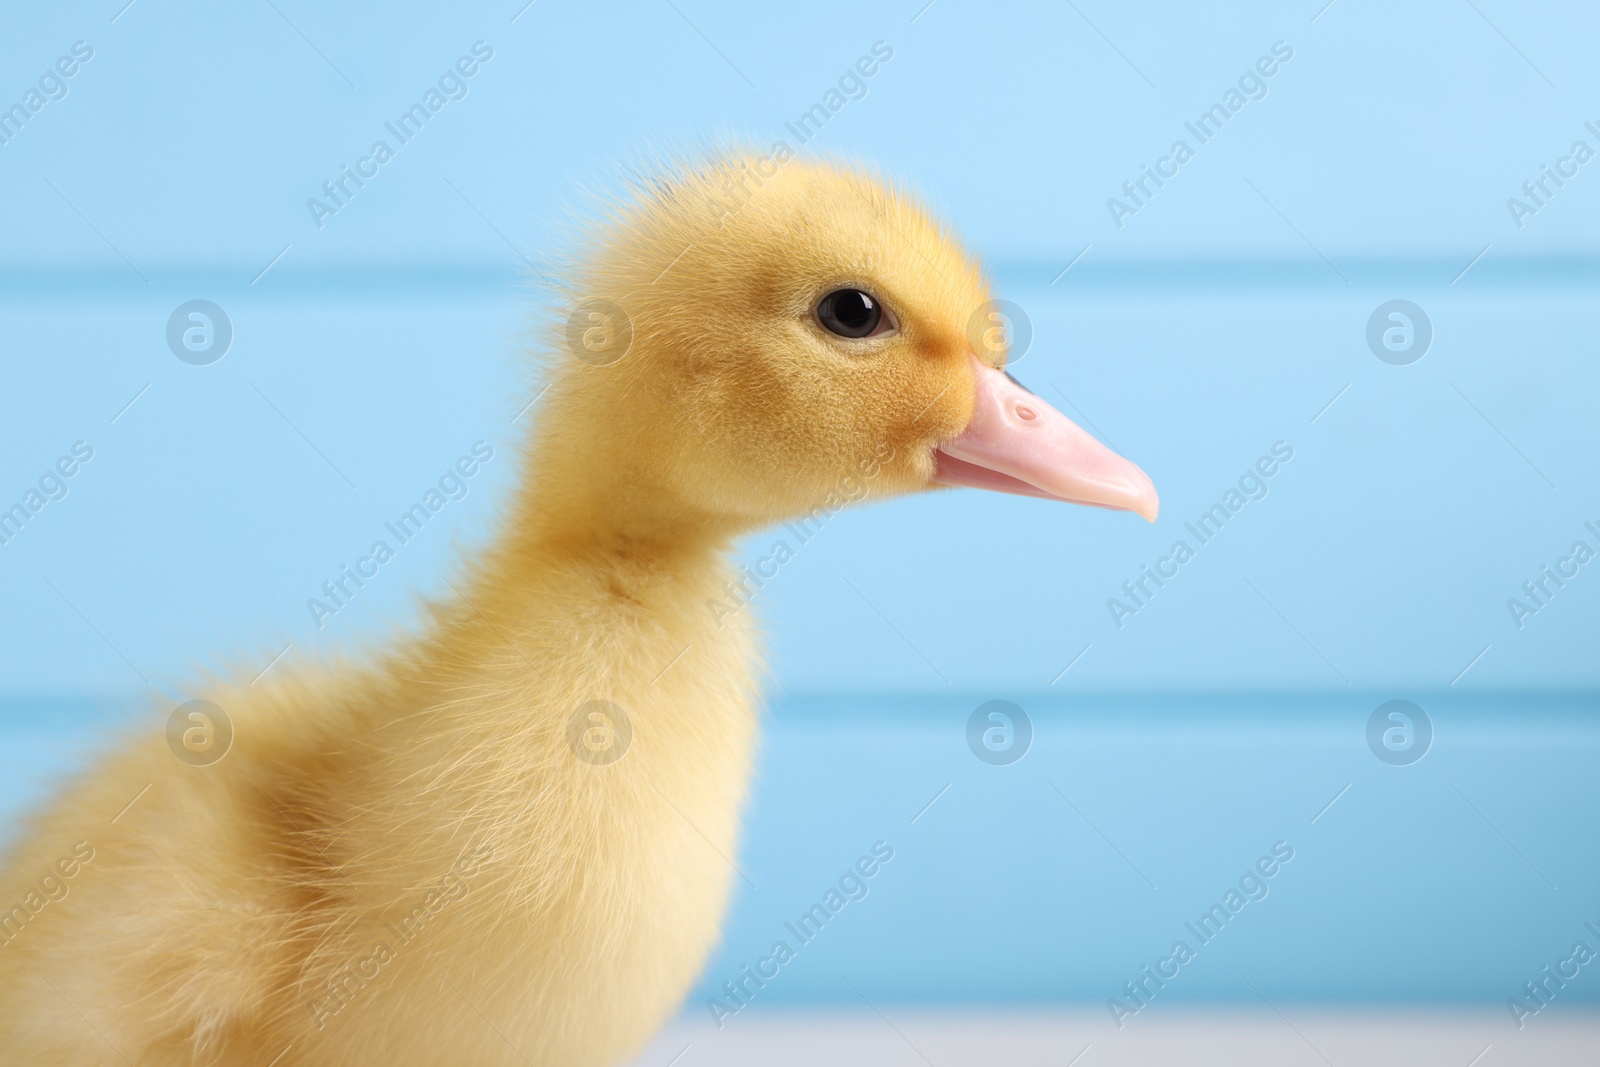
[536,151,1157,545]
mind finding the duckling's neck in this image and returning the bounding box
[507,415,748,567]
[405,426,751,696]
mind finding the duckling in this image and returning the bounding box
[0,152,1157,1066]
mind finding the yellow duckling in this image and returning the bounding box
[0,152,1157,1065]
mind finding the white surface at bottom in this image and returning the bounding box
[626,1010,1598,1066]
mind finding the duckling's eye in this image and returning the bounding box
[817,288,888,339]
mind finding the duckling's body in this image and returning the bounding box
[0,153,1156,1065]
[0,498,757,1065]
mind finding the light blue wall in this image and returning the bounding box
[4,693,1597,1015]
[3,269,1595,694]
[2,0,1597,266]
[1,0,1597,1016]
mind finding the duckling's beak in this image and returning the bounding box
[932,355,1160,522]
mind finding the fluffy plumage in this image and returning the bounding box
[0,152,999,1065]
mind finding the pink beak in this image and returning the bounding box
[932,355,1159,521]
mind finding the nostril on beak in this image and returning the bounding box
[1015,404,1037,422]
